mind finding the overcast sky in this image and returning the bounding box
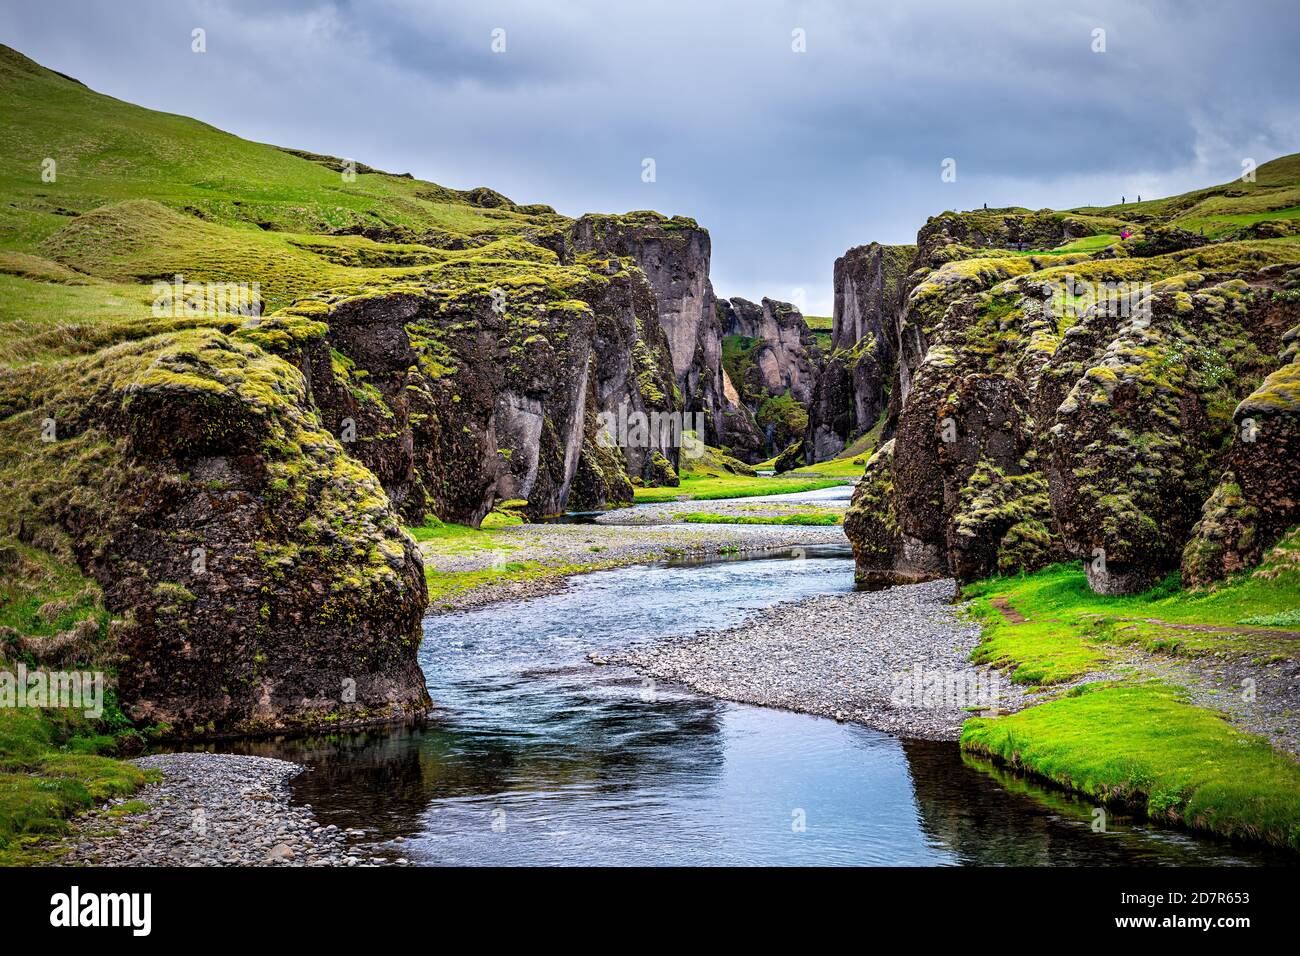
[4,1,1298,314]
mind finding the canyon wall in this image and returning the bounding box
[835,192,1300,595]
[805,243,915,461]
[718,296,820,460]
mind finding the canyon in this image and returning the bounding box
[2,41,1299,746]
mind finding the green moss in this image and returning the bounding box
[962,682,1300,851]
[0,705,149,863]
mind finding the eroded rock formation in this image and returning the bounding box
[839,185,1300,595]
[0,328,430,735]
[718,296,820,459]
[805,243,915,461]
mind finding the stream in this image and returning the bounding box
[217,531,1281,866]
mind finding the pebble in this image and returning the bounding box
[610,578,1037,740]
[56,752,398,867]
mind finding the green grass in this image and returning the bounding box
[1071,153,1300,239]
[0,707,150,864]
[0,541,151,863]
[408,519,503,547]
[0,45,556,252]
[958,554,1300,851]
[409,518,589,604]
[680,510,843,526]
[962,682,1300,851]
[1239,608,1300,627]
[424,560,544,603]
[783,455,868,478]
[0,42,584,370]
[633,473,847,503]
[965,559,1300,636]
[962,558,1300,684]
[1001,234,1121,256]
[788,409,884,478]
[803,314,833,350]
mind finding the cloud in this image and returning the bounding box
[3,0,1297,313]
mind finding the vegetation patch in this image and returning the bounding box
[633,473,847,503]
[680,510,844,526]
[962,681,1300,851]
[959,558,1300,850]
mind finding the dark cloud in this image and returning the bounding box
[3,0,1297,312]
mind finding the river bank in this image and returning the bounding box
[603,542,1300,853]
[608,578,1039,740]
[54,753,405,867]
[30,525,1300,865]
[419,508,851,612]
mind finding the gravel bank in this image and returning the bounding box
[595,486,853,525]
[1127,651,1300,757]
[608,578,1036,740]
[56,753,405,867]
[425,521,850,611]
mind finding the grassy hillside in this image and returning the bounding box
[1071,153,1300,239]
[0,42,601,853]
[0,43,584,367]
[0,45,559,248]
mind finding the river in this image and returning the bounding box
[220,535,1280,866]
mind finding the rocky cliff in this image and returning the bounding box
[568,212,762,458]
[0,325,431,735]
[805,243,915,461]
[718,296,820,459]
[0,45,752,735]
[837,160,1300,594]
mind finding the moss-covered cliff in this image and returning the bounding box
[837,157,1300,594]
[0,43,739,737]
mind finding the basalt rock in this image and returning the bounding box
[291,254,682,523]
[0,328,430,735]
[719,296,820,459]
[773,438,805,474]
[1183,309,1300,586]
[915,209,1093,267]
[718,297,819,406]
[843,439,945,586]
[569,211,757,455]
[838,199,1300,594]
[1045,277,1288,593]
[805,243,915,462]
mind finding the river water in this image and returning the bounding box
[224,540,1280,866]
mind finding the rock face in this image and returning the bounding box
[805,243,914,461]
[718,297,819,404]
[0,328,430,735]
[568,212,760,456]
[718,296,820,459]
[1182,281,1300,586]
[290,249,685,525]
[837,194,1300,594]
[1042,278,1288,593]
